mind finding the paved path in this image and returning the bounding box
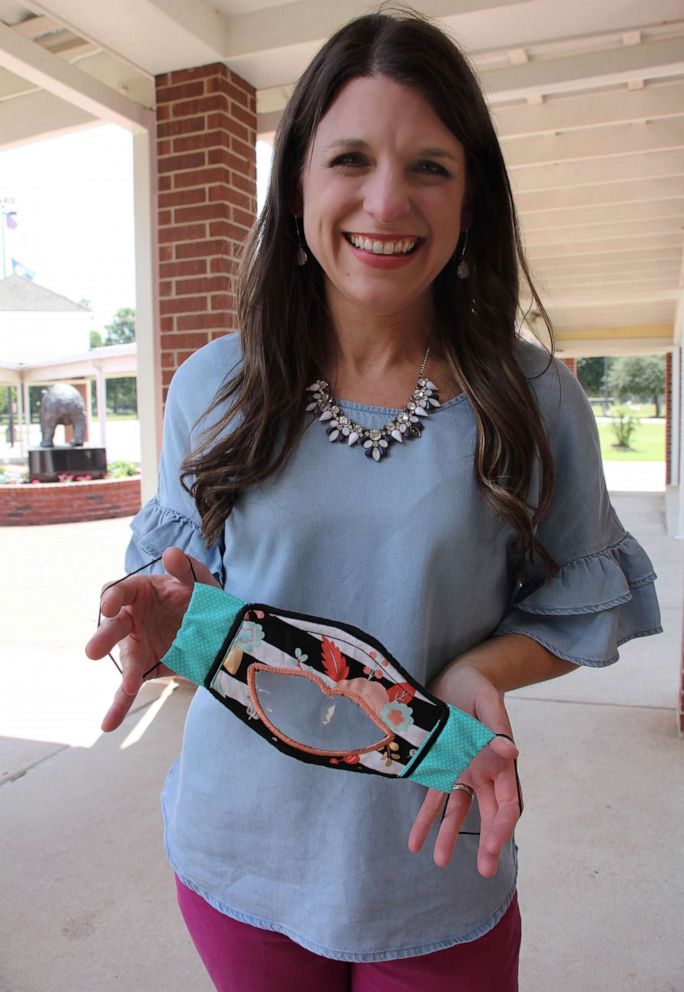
[0,494,681,991]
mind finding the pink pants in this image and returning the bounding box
[176,877,520,992]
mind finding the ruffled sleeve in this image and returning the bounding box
[124,334,242,584]
[493,348,662,666]
[125,497,225,583]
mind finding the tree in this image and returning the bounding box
[607,356,665,417]
[577,357,610,397]
[90,329,103,348]
[104,307,135,344]
[106,376,137,415]
[0,386,17,423]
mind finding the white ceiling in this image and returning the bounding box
[0,0,683,348]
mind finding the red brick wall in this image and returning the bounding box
[0,478,141,526]
[155,64,257,397]
[561,357,577,376]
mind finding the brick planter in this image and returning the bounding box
[0,476,141,526]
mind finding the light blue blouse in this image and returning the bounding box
[125,332,661,961]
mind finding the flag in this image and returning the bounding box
[6,212,17,230]
[11,259,35,280]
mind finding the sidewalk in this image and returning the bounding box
[0,495,682,991]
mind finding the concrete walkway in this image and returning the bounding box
[0,494,682,991]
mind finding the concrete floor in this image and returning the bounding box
[0,493,682,992]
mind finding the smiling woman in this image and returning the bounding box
[86,9,661,992]
[301,76,466,312]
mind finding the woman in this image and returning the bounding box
[88,11,661,991]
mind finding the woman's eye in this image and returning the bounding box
[415,160,450,177]
[330,153,367,169]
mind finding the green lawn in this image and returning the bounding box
[596,420,665,461]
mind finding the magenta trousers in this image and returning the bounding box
[176,877,520,992]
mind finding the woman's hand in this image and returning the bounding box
[86,547,220,733]
[407,663,521,876]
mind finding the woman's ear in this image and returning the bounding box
[460,181,475,232]
[289,177,304,217]
[460,202,474,233]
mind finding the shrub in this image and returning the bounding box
[610,406,639,450]
[107,460,139,478]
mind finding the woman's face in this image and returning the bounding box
[300,74,467,324]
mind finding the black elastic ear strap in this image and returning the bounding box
[495,733,524,815]
[98,554,198,679]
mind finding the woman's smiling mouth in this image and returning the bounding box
[344,232,422,256]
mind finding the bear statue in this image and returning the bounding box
[39,383,87,448]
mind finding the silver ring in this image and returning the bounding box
[451,783,475,801]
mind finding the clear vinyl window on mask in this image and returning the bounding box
[206,603,494,787]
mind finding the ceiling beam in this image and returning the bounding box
[532,259,681,277]
[30,0,225,75]
[0,21,153,131]
[480,36,684,103]
[533,258,681,273]
[515,174,684,213]
[522,198,684,229]
[545,289,681,307]
[505,118,684,169]
[0,87,95,148]
[222,0,527,59]
[547,279,679,294]
[527,240,681,259]
[550,306,675,330]
[554,336,673,357]
[525,216,684,245]
[493,80,684,140]
[510,149,684,194]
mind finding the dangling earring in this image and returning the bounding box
[456,229,469,279]
[294,216,308,266]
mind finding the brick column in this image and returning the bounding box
[665,351,672,486]
[155,64,257,397]
[561,357,577,376]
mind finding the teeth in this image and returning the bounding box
[348,234,417,255]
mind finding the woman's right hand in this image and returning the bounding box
[86,547,220,732]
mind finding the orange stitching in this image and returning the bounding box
[246,663,394,757]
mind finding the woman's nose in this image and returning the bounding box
[363,168,410,224]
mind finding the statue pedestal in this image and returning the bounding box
[28,447,107,482]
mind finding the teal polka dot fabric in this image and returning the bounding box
[162,584,245,686]
[403,706,495,792]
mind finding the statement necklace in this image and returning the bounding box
[306,347,440,461]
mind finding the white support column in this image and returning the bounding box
[132,128,161,503]
[22,380,30,451]
[84,375,93,444]
[96,371,107,449]
[672,346,681,490]
[17,376,25,458]
[676,347,684,539]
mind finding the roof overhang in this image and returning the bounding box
[0,0,682,345]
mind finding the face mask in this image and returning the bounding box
[158,582,496,792]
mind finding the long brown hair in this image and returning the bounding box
[182,9,556,572]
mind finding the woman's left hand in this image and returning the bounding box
[407,663,521,876]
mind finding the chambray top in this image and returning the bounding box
[125,332,661,961]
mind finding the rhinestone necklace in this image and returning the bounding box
[305,347,440,461]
